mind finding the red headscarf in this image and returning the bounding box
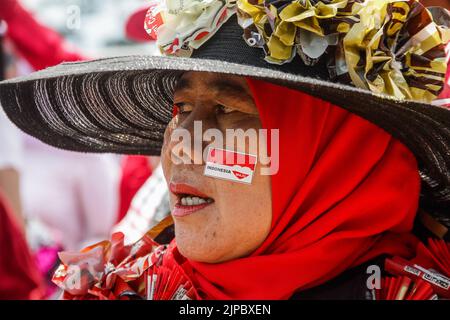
[173,78,421,299]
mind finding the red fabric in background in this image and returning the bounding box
[437,43,450,106]
[178,78,421,299]
[0,191,44,300]
[117,156,152,223]
[0,0,85,70]
[125,5,152,42]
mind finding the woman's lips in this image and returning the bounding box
[169,182,214,217]
[172,202,211,217]
[169,182,210,198]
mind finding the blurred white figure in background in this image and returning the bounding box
[0,108,24,226]
[0,0,122,251]
[21,135,120,251]
[113,164,170,245]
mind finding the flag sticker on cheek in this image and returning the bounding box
[204,148,257,184]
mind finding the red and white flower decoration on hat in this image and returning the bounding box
[145,0,237,56]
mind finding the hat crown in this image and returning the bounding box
[191,15,331,79]
[147,0,449,103]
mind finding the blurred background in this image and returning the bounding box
[21,0,157,56]
[0,0,164,300]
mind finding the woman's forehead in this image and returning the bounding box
[173,71,259,115]
[174,71,253,99]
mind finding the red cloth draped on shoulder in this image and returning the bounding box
[0,191,44,299]
[173,78,421,299]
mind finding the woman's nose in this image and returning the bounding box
[167,105,217,166]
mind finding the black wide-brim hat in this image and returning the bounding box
[0,15,450,222]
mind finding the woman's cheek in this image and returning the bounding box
[161,125,175,180]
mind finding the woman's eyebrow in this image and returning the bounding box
[174,77,253,101]
[210,79,253,101]
[174,77,193,92]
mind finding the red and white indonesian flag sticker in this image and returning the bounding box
[204,148,257,184]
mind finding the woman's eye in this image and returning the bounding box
[174,103,193,114]
[216,105,235,114]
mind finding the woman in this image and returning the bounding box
[1,0,449,299]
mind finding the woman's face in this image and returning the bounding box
[161,72,272,263]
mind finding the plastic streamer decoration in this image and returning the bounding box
[52,218,199,300]
[145,0,450,103]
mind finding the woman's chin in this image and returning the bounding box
[175,235,230,263]
[177,245,220,263]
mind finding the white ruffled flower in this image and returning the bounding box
[147,0,237,56]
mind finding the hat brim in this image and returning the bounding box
[1,55,450,210]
